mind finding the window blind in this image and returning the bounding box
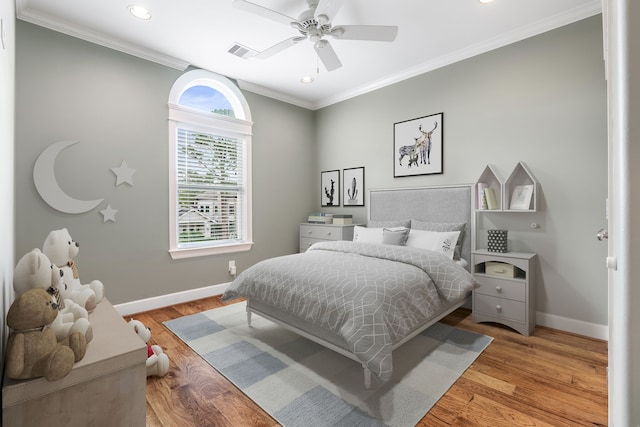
[176,128,245,246]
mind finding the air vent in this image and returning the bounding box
[227,43,257,59]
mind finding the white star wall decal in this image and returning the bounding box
[111,160,136,186]
[100,204,118,222]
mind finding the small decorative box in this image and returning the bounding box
[487,229,508,253]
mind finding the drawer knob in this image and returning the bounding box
[495,286,502,293]
[326,232,332,236]
[496,305,502,311]
[308,230,312,234]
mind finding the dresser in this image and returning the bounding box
[299,223,357,252]
[2,299,148,427]
[472,249,537,336]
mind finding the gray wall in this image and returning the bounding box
[316,16,608,326]
[15,22,316,305]
[14,16,607,328]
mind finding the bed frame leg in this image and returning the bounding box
[246,308,252,326]
[363,366,371,389]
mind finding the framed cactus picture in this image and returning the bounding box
[343,167,365,206]
[321,169,340,207]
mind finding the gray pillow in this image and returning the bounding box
[382,227,410,246]
[368,219,411,229]
[410,220,466,259]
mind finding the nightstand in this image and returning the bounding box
[299,223,358,252]
[472,249,537,336]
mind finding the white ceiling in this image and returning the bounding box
[16,0,601,110]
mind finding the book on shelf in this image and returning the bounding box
[477,183,488,210]
[332,214,352,218]
[484,187,498,210]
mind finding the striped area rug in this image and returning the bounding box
[164,301,492,427]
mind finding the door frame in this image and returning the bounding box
[605,0,640,424]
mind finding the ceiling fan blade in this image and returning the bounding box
[233,0,297,26]
[314,40,342,71]
[331,25,398,42]
[314,0,345,25]
[255,37,306,59]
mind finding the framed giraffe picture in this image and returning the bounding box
[393,112,444,177]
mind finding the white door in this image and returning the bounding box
[604,0,640,425]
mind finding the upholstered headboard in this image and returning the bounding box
[367,185,474,269]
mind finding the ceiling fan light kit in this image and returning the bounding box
[232,0,398,72]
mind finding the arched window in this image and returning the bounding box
[168,70,253,259]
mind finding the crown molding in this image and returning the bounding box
[16,0,189,71]
[15,0,601,110]
[314,0,602,109]
[237,80,316,110]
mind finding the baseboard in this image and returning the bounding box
[114,282,231,316]
[112,284,608,341]
[536,311,608,341]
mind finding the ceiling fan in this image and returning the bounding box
[232,0,398,71]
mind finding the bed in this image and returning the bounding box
[222,184,475,387]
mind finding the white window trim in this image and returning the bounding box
[168,70,253,259]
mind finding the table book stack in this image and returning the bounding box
[332,214,352,225]
[307,212,333,224]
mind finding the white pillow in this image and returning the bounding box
[353,226,407,245]
[406,229,461,259]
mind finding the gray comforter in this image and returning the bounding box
[222,241,475,381]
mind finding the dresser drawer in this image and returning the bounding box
[474,294,526,323]
[474,275,526,301]
[299,237,324,252]
[300,224,348,241]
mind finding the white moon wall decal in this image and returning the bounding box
[33,140,104,214]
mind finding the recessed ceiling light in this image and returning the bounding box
[479,0,495,3]
[300,76,314,84]
[128,5,152,20]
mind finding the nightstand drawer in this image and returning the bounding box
[474,275,526,301]
[474,294,526,323]
[300,224,343,240]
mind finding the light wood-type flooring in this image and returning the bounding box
[130,296,608,426]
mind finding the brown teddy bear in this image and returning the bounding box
[5,288,87,382]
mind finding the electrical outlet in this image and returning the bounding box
[228,260,236,276]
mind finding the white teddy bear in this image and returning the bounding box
[43,228,104,312]
[13,248,93,343]
[128,319,170,377]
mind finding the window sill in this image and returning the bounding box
[169,241,253,260]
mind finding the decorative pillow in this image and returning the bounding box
[406,229,461,259]
[353,226,384,244]
[382,227,410,246]
[410,220,466,259]
[367,219,411,229]
[353,226,408,245]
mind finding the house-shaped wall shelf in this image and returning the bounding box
[504,161,538,212]
[475,165,504,211]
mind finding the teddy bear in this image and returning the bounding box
[5,288,87,381]
[13,248,93,343]
[128,319,170,377]
[42,228,104,312]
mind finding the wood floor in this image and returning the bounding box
[130,296,608,426]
